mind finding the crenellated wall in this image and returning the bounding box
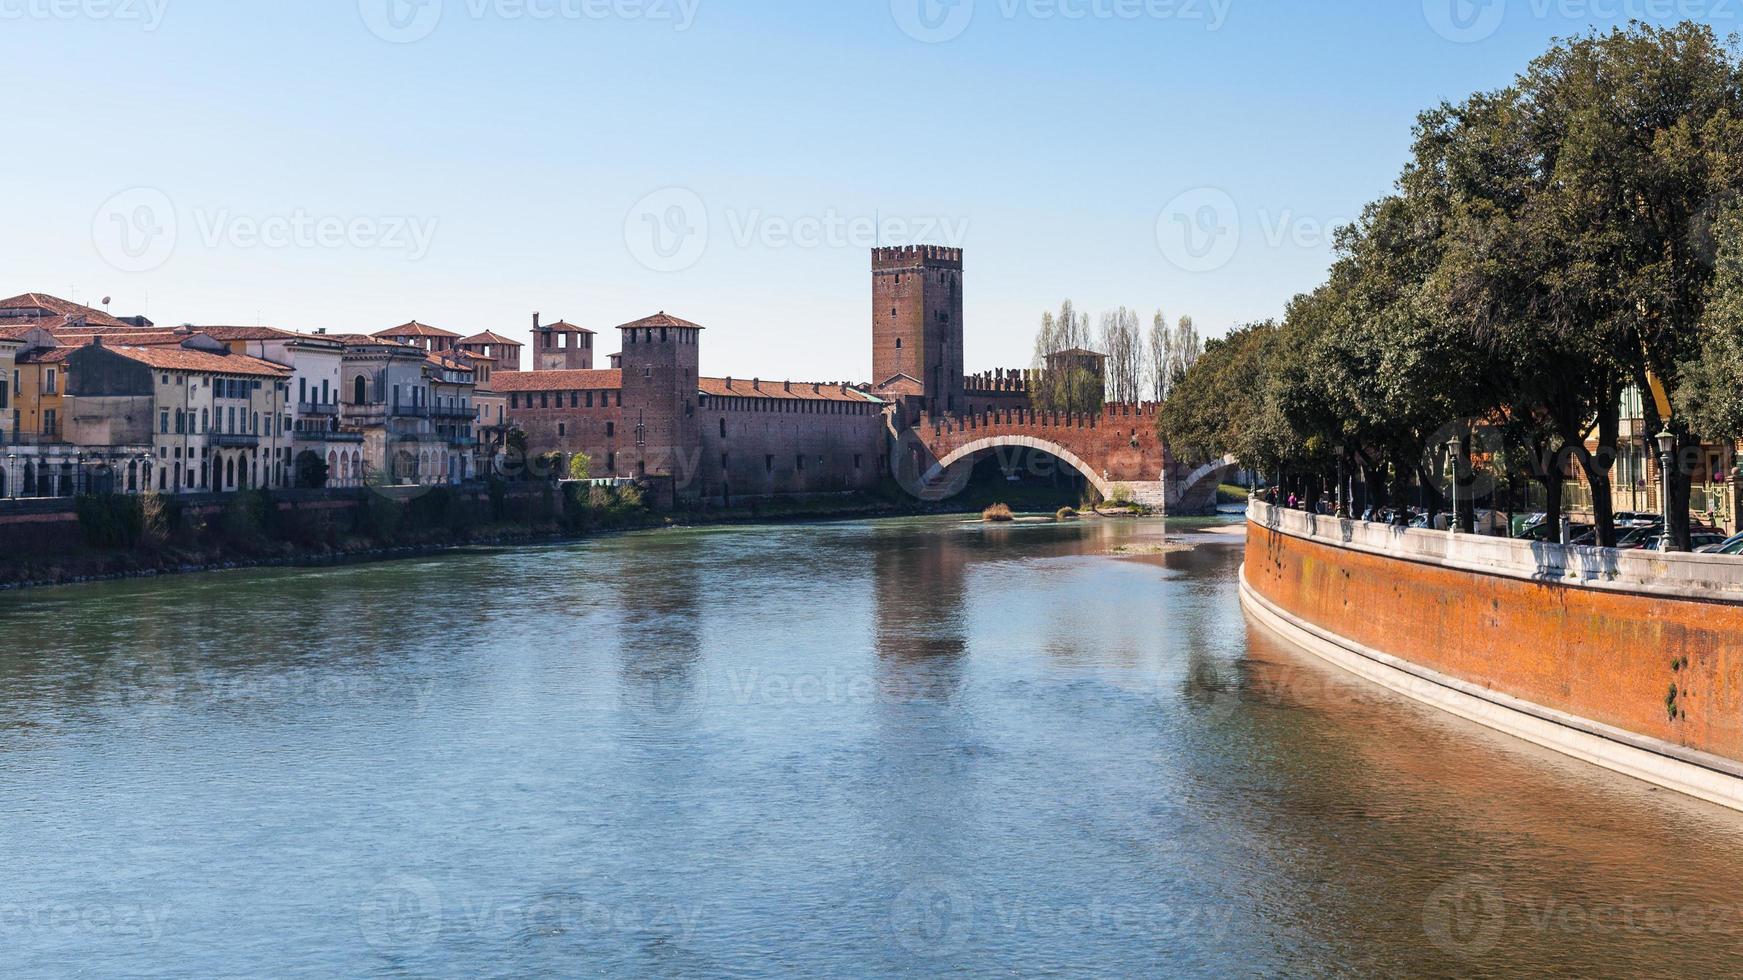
[1242,500,1743,810]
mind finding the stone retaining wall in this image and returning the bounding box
[1243,500,1743,808]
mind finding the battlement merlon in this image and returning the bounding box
[872,244,965,272]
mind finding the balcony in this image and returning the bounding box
[208,432,260,448]
[432,404,476,419]
[294,428,365,443]
[298,401,339,417]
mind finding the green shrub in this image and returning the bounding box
[1056,507,1079,521]
[75,494,145,548]
[983,503,1015,522]
[568,453,593,481]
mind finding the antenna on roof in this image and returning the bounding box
[101,296,112,309]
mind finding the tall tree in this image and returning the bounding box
[1148,310,1172,401]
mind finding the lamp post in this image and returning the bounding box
[1447,436,1462,534]
[1656,430,1679,552]
[4,453,12,500]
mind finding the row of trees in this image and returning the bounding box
[1161,22,1743,551]
[1031,300,1204,412]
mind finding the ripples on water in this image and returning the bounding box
[2,515,1743,977]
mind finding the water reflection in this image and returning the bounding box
[2,516,1743,976]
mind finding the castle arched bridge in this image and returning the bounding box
[892,405,1232,515]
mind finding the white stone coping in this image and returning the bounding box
[1248,499,1743,604]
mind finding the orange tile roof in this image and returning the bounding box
[616,312,703,331]
[55,331,187,346]
[459,331,523,346]
[101,344,292,378]
[0,293,131,328]
[425,351,475,371]
[18,347,73,364]
[542,320,595,335]
[699,378,883,404]
[490,369,622,392]
[184,325,310,341]
[375,320,459,339]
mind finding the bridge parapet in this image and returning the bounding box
[918,402,1161,436]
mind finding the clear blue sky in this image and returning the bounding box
[1,0,1730,380]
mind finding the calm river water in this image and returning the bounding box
[5,515,1743,977]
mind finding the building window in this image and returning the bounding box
[586,392,594,408]
[44,369,56,394]
[606,421,615,438]
[160,411,169,434]
[765,455,774,473]
[855,455,862,469]
[540,393,548,408]
[0,379,7,410]
[570,393,578,408]
[796,455,804,472]
[721,453,729,470]
[607,452,616,472]
[895,338,902,350]
[558,422,566,437]
[719,418,727,438]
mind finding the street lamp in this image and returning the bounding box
[1656,430,1679,552]
[4,453,12,500]
[1447,436,1463,534]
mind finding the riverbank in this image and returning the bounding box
[0,487,928,593]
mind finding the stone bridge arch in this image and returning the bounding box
[1168,455,1242,515]
[922,435,1125,503]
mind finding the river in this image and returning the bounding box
[3,515,1743,977]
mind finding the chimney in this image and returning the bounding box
[533,312,541,331]
[753,378,761,391]
[725,376,733,389]
[783,380,791,392]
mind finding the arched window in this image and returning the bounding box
[353,376,367,405]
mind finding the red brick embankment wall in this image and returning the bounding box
[1245,504,1743,766]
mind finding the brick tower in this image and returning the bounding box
[532,313,595,371]
[617,311,703,504]
[872,245,965,417]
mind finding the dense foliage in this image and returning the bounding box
[1161,22,1743,549]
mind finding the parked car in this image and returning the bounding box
[1519,521,1593,543]
[1632,532,1731,552]
[1699,533,1743,556]
[1613,511,1662,528]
